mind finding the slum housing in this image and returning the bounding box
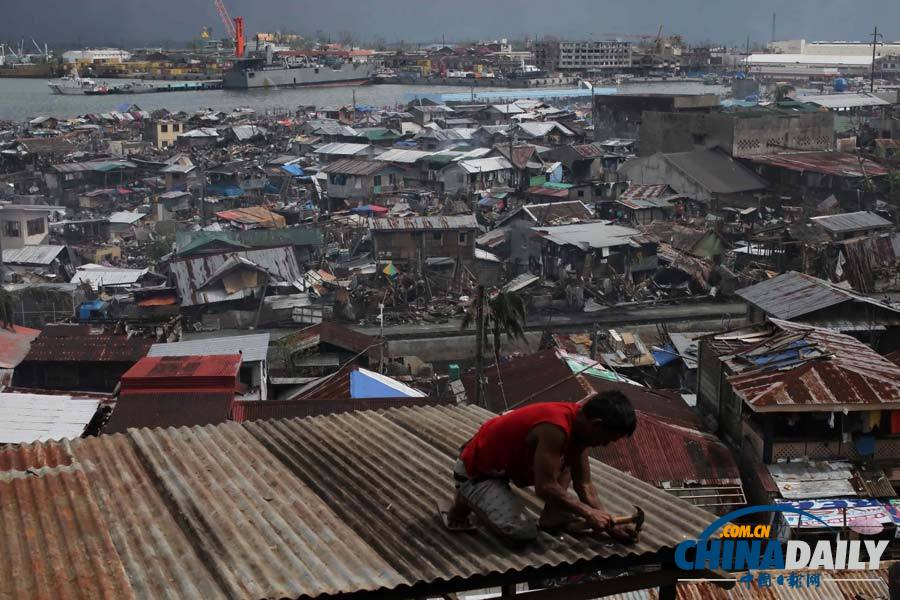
[2,69,900,599]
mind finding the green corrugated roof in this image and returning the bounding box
[175,228,323,256]
[540,182,573,190]
[356,128,400,142]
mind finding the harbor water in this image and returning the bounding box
[0,78,728,122]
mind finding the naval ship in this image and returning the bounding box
[223,47,375,89]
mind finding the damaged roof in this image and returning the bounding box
[0,325,40,369]
[533,221,646,250]
[725,319,900,412]
[0,405,716,600]
[21,324,153,364]
[320,157,397,175]
[149,333,270,363]
[1,245,68,266]
[810,210,892,234]
[664,149,769,194]
[746,151,890,177]
[735,270,900,321]
[369,215,478,231]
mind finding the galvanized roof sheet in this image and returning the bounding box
[369,215,478,231]
[373,148,435,163]
[735,270,900,320]
[725,319,900,411]
[2,405,717,600]
[320,157,395,175]
[1,245,67,266]
[747,151,890,177]
[22,324,153,364]
[71,265,149,290]
[0,393,99,444]
[313,142,372,156]
[797,92,892,109]
[0,324,39,369]
[149,333,270,363]
[106,211,147,225]
[458,156,513,174]
[810,210,892,233]
[663,149,768,194]
[533,222,643,250]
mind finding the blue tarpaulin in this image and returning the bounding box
[206,184,243,198]
[652,344,680,367]
[349,368,426,398]
[281,164,305,177]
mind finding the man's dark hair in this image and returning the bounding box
[582,390,637,435]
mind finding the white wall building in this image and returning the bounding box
[769,39,900,58]
[62,49,132,63]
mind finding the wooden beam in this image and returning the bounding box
[505,568,680,600]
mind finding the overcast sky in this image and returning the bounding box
[5,0,899,47]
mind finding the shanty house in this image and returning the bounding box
[614,184,683,225]
[438,157,513,196]
[12,324,153,392]
[697,319,900,493]
[44,159,138,202]
[148,333,270,401]
[736,271,900,351]
[369,215,479,267]
[531,221,658,282]
[1,245,75,281]
[809,210,892,240]
[742,151,889,196]
[104,354,241,433]
[320,158,404,207]
[619,148,768,209]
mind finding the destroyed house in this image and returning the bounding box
[12,324,153,392]
[0,405,719,600]
[1,245,74,281]
[175,228,323,265]
[320,158,404,206]
[104,354,241,433]
[614,184,684,225]
[809,210,893,240]
[44,160,138,201]
[531,221,658,281]
[169,245,303,309]
[619,148,768,209]
[369,215,479,267]
[736,271,900,351]
[742,151,890,195]
[696,320,900,471]
[268,322,376,386]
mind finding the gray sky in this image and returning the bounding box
[5,0,898,47]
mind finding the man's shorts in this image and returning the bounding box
[453,458,537,543]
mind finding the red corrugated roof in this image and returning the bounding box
[120,355,241,390]
[0,325,40,369]
[746,151,890,177]
[283,321,378,355]
[22,325,153,364]
[231,396,451,422]
[726,319,900,411]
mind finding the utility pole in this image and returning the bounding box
[771,13,776,44]
[870,26,883,93]
[474,285,485,408]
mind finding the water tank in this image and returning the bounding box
[833,78,848,92]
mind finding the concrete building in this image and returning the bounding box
[61,48,132,63]
[593,93,720,141]
[535,40,631,73]
[769,39,900,57]
[0,204,58,250]
[144,120,186,150]
[639,109,834,158]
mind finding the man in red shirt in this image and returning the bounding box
[447,391,637,545]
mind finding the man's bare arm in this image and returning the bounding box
[530,424,612,531]
[571,449,604,509]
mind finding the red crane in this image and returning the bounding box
[213,0,245,58]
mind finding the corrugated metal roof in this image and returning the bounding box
[103,390,235,433]
[522,201,593,224]
[1,245,67,266]
[533,222,643,250]
[22,324,153,364]
[106,211,147,225]
[214,206,285,227]
[798,91,892,109]
[620,184,679,200]
[121,355,242,384]
[458,156,513,174]
[664,149,769,194]
[170,246,302,307]
[735,271,900,320]
[149,333,270,363]
[373,148,435,163]
[3,405,718,600]
[0,324,40,369]
[50,159,137,173]
[313,142,372,156]
[320,157,396,175]
[0,392,99,444]
[72,265,149,290]
[725,319,900,411]
[810,210,892,233]
[369,215,478,231]
[747,151,890,177]
[231,396,448,422]
[0,466,137,599]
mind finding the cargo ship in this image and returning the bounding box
[0,62,55,78]
[223,49,375,89]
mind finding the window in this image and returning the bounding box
[160,124,168,133]
[458,232,468,244]
[389,174,397,185]
[577,190,585,198]
[373,175,382,186]
[3,220,20,238]
[432,232,443,243]
[26,218,45,236]
[173,123,181,132]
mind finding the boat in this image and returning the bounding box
[223,49,375,89]
[47,69,100,95]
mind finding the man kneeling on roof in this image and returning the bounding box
[448,391,638,545]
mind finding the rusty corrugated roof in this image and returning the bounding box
[0,324,40,369]
[1,405,718,600]
[21,324,153,364]
[726,319,900,411]
[368,214,478,231]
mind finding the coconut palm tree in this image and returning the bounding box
[462,287,528,409]
[773,84,796,102]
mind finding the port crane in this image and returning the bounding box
[213,0,245,58]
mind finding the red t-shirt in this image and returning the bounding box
[460,402,579,487]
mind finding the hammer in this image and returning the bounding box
[610,505,645,533]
